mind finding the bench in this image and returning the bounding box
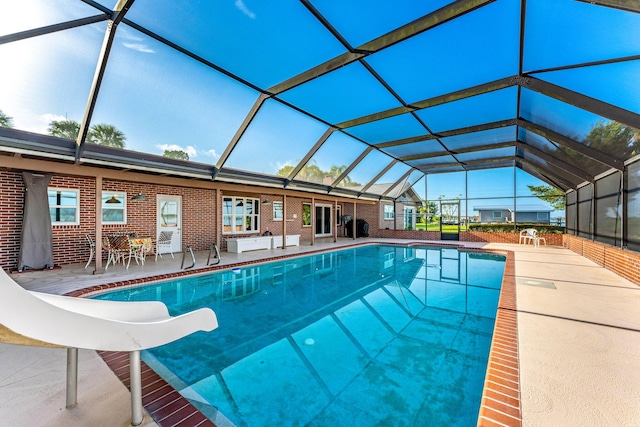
[226,236,273,253]
[271,234,300,248]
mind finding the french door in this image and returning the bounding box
[315,204,332,237]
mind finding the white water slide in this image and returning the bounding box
[0,267,218,426]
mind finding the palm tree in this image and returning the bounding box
[0,109,14,128]
[48,119,80,139]
[88,123,126,148]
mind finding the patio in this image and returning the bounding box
[1,239,639,426]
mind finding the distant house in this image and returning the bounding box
[473,204,553,224]
[370,183,422,230]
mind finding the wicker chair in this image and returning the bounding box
[155,231,175,261]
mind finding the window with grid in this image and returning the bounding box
[223,196,260,234]
[384,204,394,220]
[48,188,79,225]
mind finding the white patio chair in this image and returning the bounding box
[0,267,218,426]
[155,231,174,261]
[84,234,95,269]
[519,228,537,245]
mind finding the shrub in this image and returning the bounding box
[467,223,565,234]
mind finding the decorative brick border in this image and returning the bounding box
[478,250,522,426]
[70,242,521,426]
[98,351,215,427]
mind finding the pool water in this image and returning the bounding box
[95,245,505,426]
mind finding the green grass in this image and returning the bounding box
[415,223,467,232]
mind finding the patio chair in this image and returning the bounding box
[84,234,95,269]
[0,266,218,426]
[519,228,537,245]
[102,236,119,269]
[108,235,145,269]
[155,231,174,261]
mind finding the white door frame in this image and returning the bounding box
[157,195,182,254]
[315,203,332,237]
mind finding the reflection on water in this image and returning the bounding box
[96,245,505,427]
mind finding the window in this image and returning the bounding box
[566,191,577,235]
[384,204,394,220]
[48,188,79,225]
[223,196,259,234]
[102,192,126,224]
[595,172,622,246]
[492,211,502,219]
[336,205,342,225]
[627,161,640,251]
[302,203,311,227]
[536,212,548,220]
[577,184,593,239]
[273,201,283,221]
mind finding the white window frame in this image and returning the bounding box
[492,210,502,219]
[384,204,394,220]
[222,196,260,235]
[102,191,127,224]
[273,201,283,221]
[48,188,80,225]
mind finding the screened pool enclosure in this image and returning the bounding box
[0,1,639,246]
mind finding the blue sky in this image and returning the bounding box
[2,0,635,221]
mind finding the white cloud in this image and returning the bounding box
[203,149,221,160]
[13,113,67,135]
[118,27,155,53]
[122,43,155,54]
[235,0,256,19]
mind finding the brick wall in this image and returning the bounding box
[376,229,441,240]
[461,231,563,246]
[563,235,640,286]
[0,171,219,270]
[8,166,634,289]
[1,171,23,268]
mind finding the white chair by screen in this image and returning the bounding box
[84,234,95,269]
[155,231,175,261]
[519,228,537,245]
[0,267,218,426]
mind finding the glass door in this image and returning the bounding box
[315,204,332,237]
[440,201,460,241]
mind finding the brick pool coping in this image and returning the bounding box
[67,242,521,427]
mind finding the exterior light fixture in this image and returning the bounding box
[262,198,271,204]
[105,195,121,204]
[131,192,147,201]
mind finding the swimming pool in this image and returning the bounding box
[95,244,506,426]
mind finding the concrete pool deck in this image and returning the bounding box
[1,239,639,426]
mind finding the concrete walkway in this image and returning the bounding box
[1,240,639,426]
[505,243,640,427]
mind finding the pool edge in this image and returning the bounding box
[477,250,522,427]
[74,242,520,426]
